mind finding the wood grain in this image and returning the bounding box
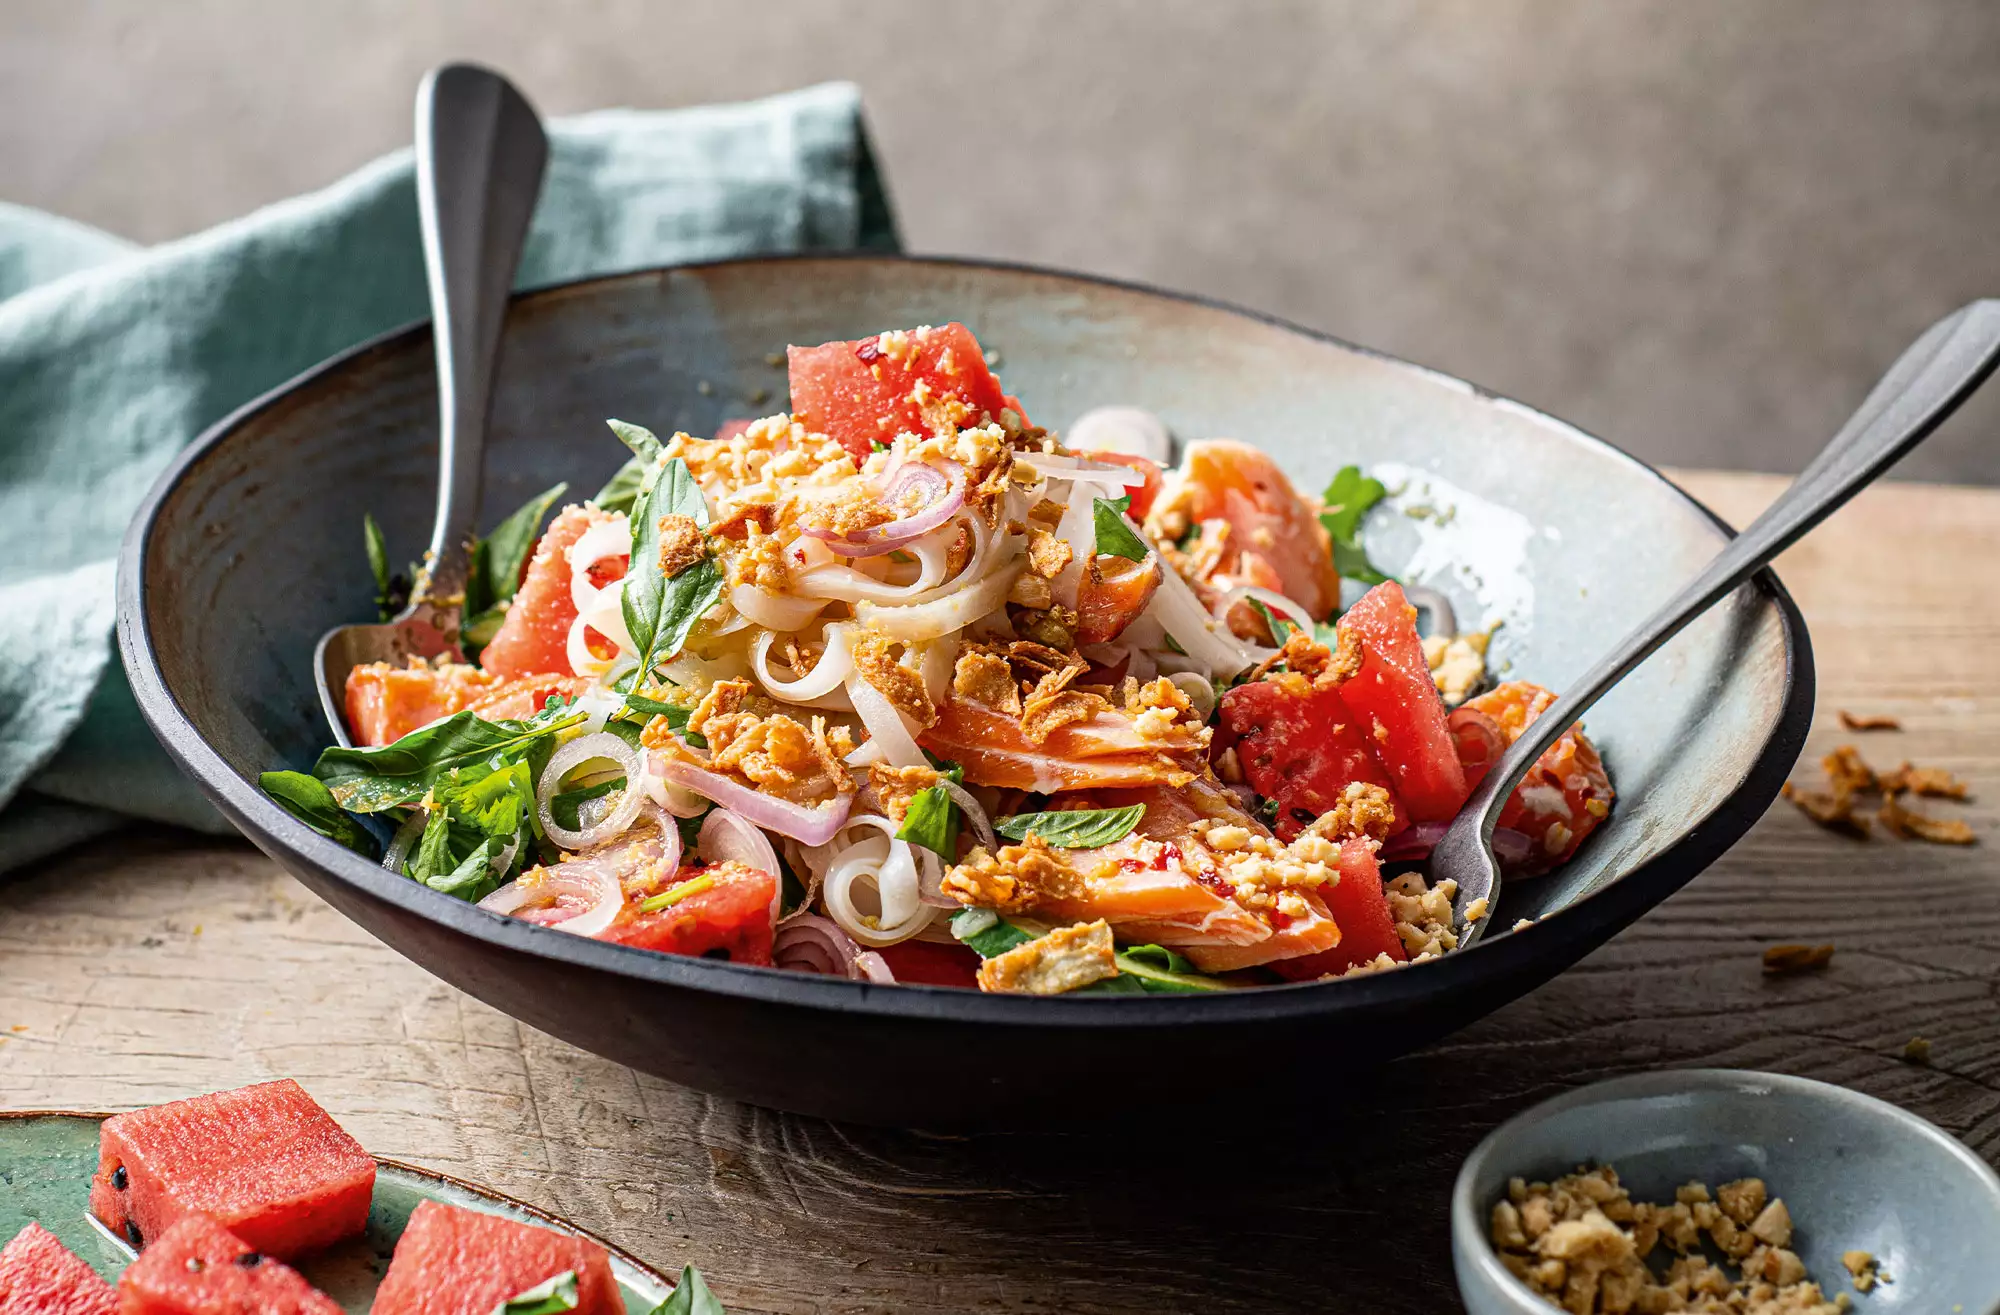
[3,470,1996,1313]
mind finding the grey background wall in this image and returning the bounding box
[7,0,1998,482]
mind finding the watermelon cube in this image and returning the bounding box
[787,322,1018,461]
[370,1200,622,1315]
[0,1222,118,1315]
[88,1079,374,1261]
[114,1215,339,1315]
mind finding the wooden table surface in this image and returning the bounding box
[4,471,1996,1314]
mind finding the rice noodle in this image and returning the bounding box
[853,559,1020,643]
[1144,551,1254,679]
[845,670,928,768]
[813,813,935,946]
[728,583,826,633]
[750,624,856,710]
[1049,480,1096,609]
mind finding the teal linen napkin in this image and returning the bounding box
[0,82,898,870]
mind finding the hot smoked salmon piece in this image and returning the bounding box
[1148,439,1343,621]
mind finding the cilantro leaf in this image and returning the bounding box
[1320,465,1390,586]
[1091,497,1150,563]
[995,804,1146,849]
[895,786,960,860]
[312,705,584,813]
[258,771,378,858]
[948,907,1036,959]
[496,1270,580,1315]
[650,1264,726,1315]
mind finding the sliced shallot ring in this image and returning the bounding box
[801,460,966,557]
[648,756,855,846]
[536,732,646,851]
[749,624,855,708]
[845,670,928,768]
[1214,585,1315,637]
[697,807,785,923]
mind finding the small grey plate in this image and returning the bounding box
[1452,1069,2000,1314]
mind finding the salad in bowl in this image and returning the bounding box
[263,322,1611,995]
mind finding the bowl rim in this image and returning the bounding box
[116,249,1815,1026]
[1448,1067,2000,1314]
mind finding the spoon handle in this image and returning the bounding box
[413,63,548,607]
[1463,299,2000,859]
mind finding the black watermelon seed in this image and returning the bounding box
[236,1252,264,1268]
[112,1165,128,1190]
[124,1221,143,1247]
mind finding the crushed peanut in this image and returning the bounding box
[1840,1251,1885,1294]
[1491,1166,1851,1314]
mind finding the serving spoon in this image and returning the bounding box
[1443,299,2000,947]
[313,64,548,746]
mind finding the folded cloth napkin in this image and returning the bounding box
[0,82,898,873]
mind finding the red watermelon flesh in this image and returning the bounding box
[0,1222,117,1315]
[787,322,1017,462]
[1268,838,1407,980]
[114,1215,338,1315]
[1217,673,1406,842]
[88,1079,374,1262]
[1334,581,1470,822]
[369,1199,621,1315]
[481,505,625,682]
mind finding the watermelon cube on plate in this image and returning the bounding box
[371,1199,621,1315]
[0,1222,118,1315]
[114,1215,339,1315]
[88,1079,374,1261]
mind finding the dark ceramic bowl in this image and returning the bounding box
[118,256,1811,1129]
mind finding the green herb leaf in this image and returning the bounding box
[607,419,664,466]
[496,1269,580,1315]
[995,804,1147,849]
[1114,944,1229,993]
[549,776,625,832]
[595,459,645,517]
[1248,598,1297,647]
[424,836,506,902]
[1091,497,1151,563]
[312,706,584,813]
[894,786,960,860]
[466,482,567,618]
[407,808,455,882]
[650,1264,726,1315]
[603,718,646,751]
[1320,465,1391,586]
[628,696,709,750]
[257,771,378,858]
[622,457,723,701]
[948,907,1036,959]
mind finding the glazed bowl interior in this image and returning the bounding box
[120,255,1809,1125]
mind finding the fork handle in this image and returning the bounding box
[413,64,548,606]
[1464,299,2000,877]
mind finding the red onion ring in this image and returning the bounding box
[1378,821,1535,868]
[650,755,855,845]
[478,805,679,938]
[801,460,966,558]
[772,913,898,983]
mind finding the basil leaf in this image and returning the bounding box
[1248,597,1296,647]
[407,809,455,882]
[466,482,567,617]
[1073,973,1148,995]
[549,776,624,832]
[595,457,646,516]
[496,1269,580,1315]
[1091,497,1151,563]
[607,419,664,466]
[623,456,722,697]
[257,771,378,858]
[1115,944,1229,993]
[425,836,505,902]
[949,907,1036,959]
[602,717,646,751]
[312,707,584,813]
[650,1264,726,1315]
[894,786,960,861]
[995,804,1146,849]
[1320,465,1391,587]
